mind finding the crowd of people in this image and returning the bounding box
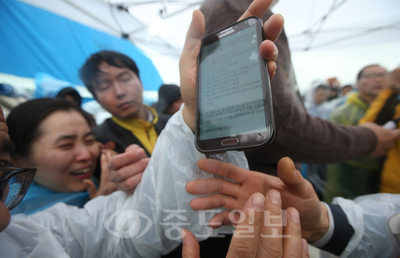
[1,0,400,257]
[303,65,400,204]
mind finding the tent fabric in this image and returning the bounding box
[0,0,163,92]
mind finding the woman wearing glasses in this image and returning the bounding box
[6,98,118,215]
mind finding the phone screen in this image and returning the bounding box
[198,22,267,141]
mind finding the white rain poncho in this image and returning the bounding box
[304,80,334,120]
[334,193,400,257]
[0,106,248,258]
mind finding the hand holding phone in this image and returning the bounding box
[195,16,275,154]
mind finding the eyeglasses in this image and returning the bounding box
[361,73,387,80]
[0,165,36,210]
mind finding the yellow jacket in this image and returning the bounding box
[359,88,400,193]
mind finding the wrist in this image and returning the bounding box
[307,202,330,242]
[182,105,196,131]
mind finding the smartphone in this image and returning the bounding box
[195,16,275,154]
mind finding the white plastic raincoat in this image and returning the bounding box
[0,107,247,258]
[334,194,400,257]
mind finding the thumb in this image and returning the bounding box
[277,157,310,195]
[83,179,97,199]
[180,10,205,69]
[181,229,200,258]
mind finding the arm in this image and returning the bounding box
[0,1,284,256]
[246,69,378,165]
[333,194,400,258]
[1,109,247,258]
[245,27,399,167]
[188,157,400,257]
[187,157,329,242]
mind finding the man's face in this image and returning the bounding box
[94,61,144,120]
[314,88,328,105]
[357,66,388,101]
[0,105,12,232]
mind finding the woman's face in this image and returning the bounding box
[23,110,99,192]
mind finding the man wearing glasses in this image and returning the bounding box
[324,64,389,202]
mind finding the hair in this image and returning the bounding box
[388,68,400,93]
[357,64,383,81]
[79,50,140,98]
[342,84,353,90]
[315,85,329,91]
[6,98,92,158]
[56,87,82,106]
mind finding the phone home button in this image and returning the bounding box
[221,138,239,146]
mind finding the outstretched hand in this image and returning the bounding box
[179,0,284,131]
[360,122,400,157]
[186,157,329,242]
[182,191,309,258]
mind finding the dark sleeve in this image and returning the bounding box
[246,65,377,167]
[321,203,355,256]
[92,119,149,155]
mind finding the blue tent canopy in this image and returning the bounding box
[0,0,163,97]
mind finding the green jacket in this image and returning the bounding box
[324,92,381,202]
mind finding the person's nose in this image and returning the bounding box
[113,82,126,99]
[75,144,92,162]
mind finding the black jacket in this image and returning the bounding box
[92,114,170,156]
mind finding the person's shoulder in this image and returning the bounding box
[330,102,352,117]
[92,118,117,136]
[158,113,171,123]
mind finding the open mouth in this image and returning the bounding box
[70,168,91,176]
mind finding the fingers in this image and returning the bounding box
[83,179,97,199]
[186,177,240,196]
[238,0,273,21]
[256,190,283,257]
[190,194,241,211]
[107,147,148,193]
[116,172,144,192]
[276,157,312,196]
[208,211,236,228]
[181,10,205,63]
[101,141,116,150]
[302,239,310,258]
[197,158,250,183]
[360,122,400,157]
[282,208,304,258]
[259,41,277,63]
[179,9,205,131]
[108,147,147,173]
[109,156,149,183]
[227,193,266,258]
[125,144,144,153]
[263,13,284,42]
[179,9,205,78]
[181,229,200,258]
[268,60,277,80]
[100,151,113,182]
